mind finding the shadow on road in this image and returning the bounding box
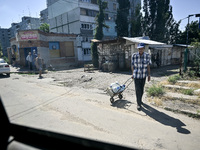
[142,103,191,134]
[0,74,10,79]
[111,99,133,109]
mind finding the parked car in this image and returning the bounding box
[0,58,10,77]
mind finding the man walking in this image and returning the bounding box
[131,43,151,111]
[35,53,44,78]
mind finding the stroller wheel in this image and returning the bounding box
[118,94,123,99]
[110,97,114,103]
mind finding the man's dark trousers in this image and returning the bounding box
[134,78,146,106]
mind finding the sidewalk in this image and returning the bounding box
[10,65,47,74]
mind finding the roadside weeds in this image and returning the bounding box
[146,75,200,119]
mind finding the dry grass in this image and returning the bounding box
[160,80,169,86]
[184,83,200,89]
[148,97,163,106]
[161,95,200,106]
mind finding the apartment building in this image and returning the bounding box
[40,8,50,24]
[0,17,41,57]
[0,28,11,56]
[47,0,140,62]
[9,16,41,38]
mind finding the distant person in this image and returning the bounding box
[11,52,16,66]
[131,43,151,111]
[156,52,160,67]
[35,53,44,78]
[26,52,32,70]
[32,50,37,71]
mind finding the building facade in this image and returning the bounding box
[9,16,41,39]
[0,16,43,57]
[47,0,140,62]
[9,29,79,69]
[40,8,50,24]
[0,28,11,56]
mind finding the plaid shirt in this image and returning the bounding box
[131,52,151,79]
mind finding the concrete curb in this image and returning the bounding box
[164,107,200,119]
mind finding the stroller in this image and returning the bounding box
[106,78,133,103]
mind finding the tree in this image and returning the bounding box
[91,0,108,67]
[131,4,143,37]
[115,0,130,37]
[177,21,200,44]
[142,0,177,43]
[142,0,150,36]
[190,42,200,75]
[39,23,50,33]
[169,20,181,44]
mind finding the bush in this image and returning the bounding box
[187,70,196,77]
[181,89,194,95]
[168,75,181,84]
[147,84,165,97]
[3,56,9,63]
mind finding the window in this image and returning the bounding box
[49,42,60,57]
[105,14,109,20]
[83,48,91,55]
[49,42,59,50]
[60,41,74,57]
[91,0,97,4]
[80,8,87,15]
[80,8,98,17]
[79,0,91,2]
[81,23,93,30]
[113,3,117,10]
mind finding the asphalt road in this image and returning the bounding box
[1,73,200,150]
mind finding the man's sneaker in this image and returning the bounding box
[137,105,141,111]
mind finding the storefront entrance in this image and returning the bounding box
[24,47,37,67]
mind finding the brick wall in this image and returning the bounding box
[49,57,76,68]
[19,40,49,48]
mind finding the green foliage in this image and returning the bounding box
[115,0,130,37]
[177,21,200,44]
[131,4,142,37]
[91,42,98,68]
[168,75,181,84]
[181,89,194,95]
[94,0,108,40]
[147,84,165,97]
[190,42,200,75]
[3,56,9,63]
[39,23,50,33]
[91,0,108,68]
[142,0,180,44]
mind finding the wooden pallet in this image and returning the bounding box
[84,64,94,72]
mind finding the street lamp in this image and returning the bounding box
[186,13,200,45]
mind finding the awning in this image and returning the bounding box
[122,37,165,45]
[173,44,193,48]
[91,39,101,42]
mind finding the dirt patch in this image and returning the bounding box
[43,65,200,118]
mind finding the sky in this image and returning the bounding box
[0,0,200,31]
[0,0,47,28]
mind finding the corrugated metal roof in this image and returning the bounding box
[173,44,193,48]
[123,37,165,45]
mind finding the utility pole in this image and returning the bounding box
[186,15,193,45]
[180,13,200,74]
[186,13,200,45]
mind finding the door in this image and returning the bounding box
[24,47,37,67]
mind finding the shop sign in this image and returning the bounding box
[20,31,38,40]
